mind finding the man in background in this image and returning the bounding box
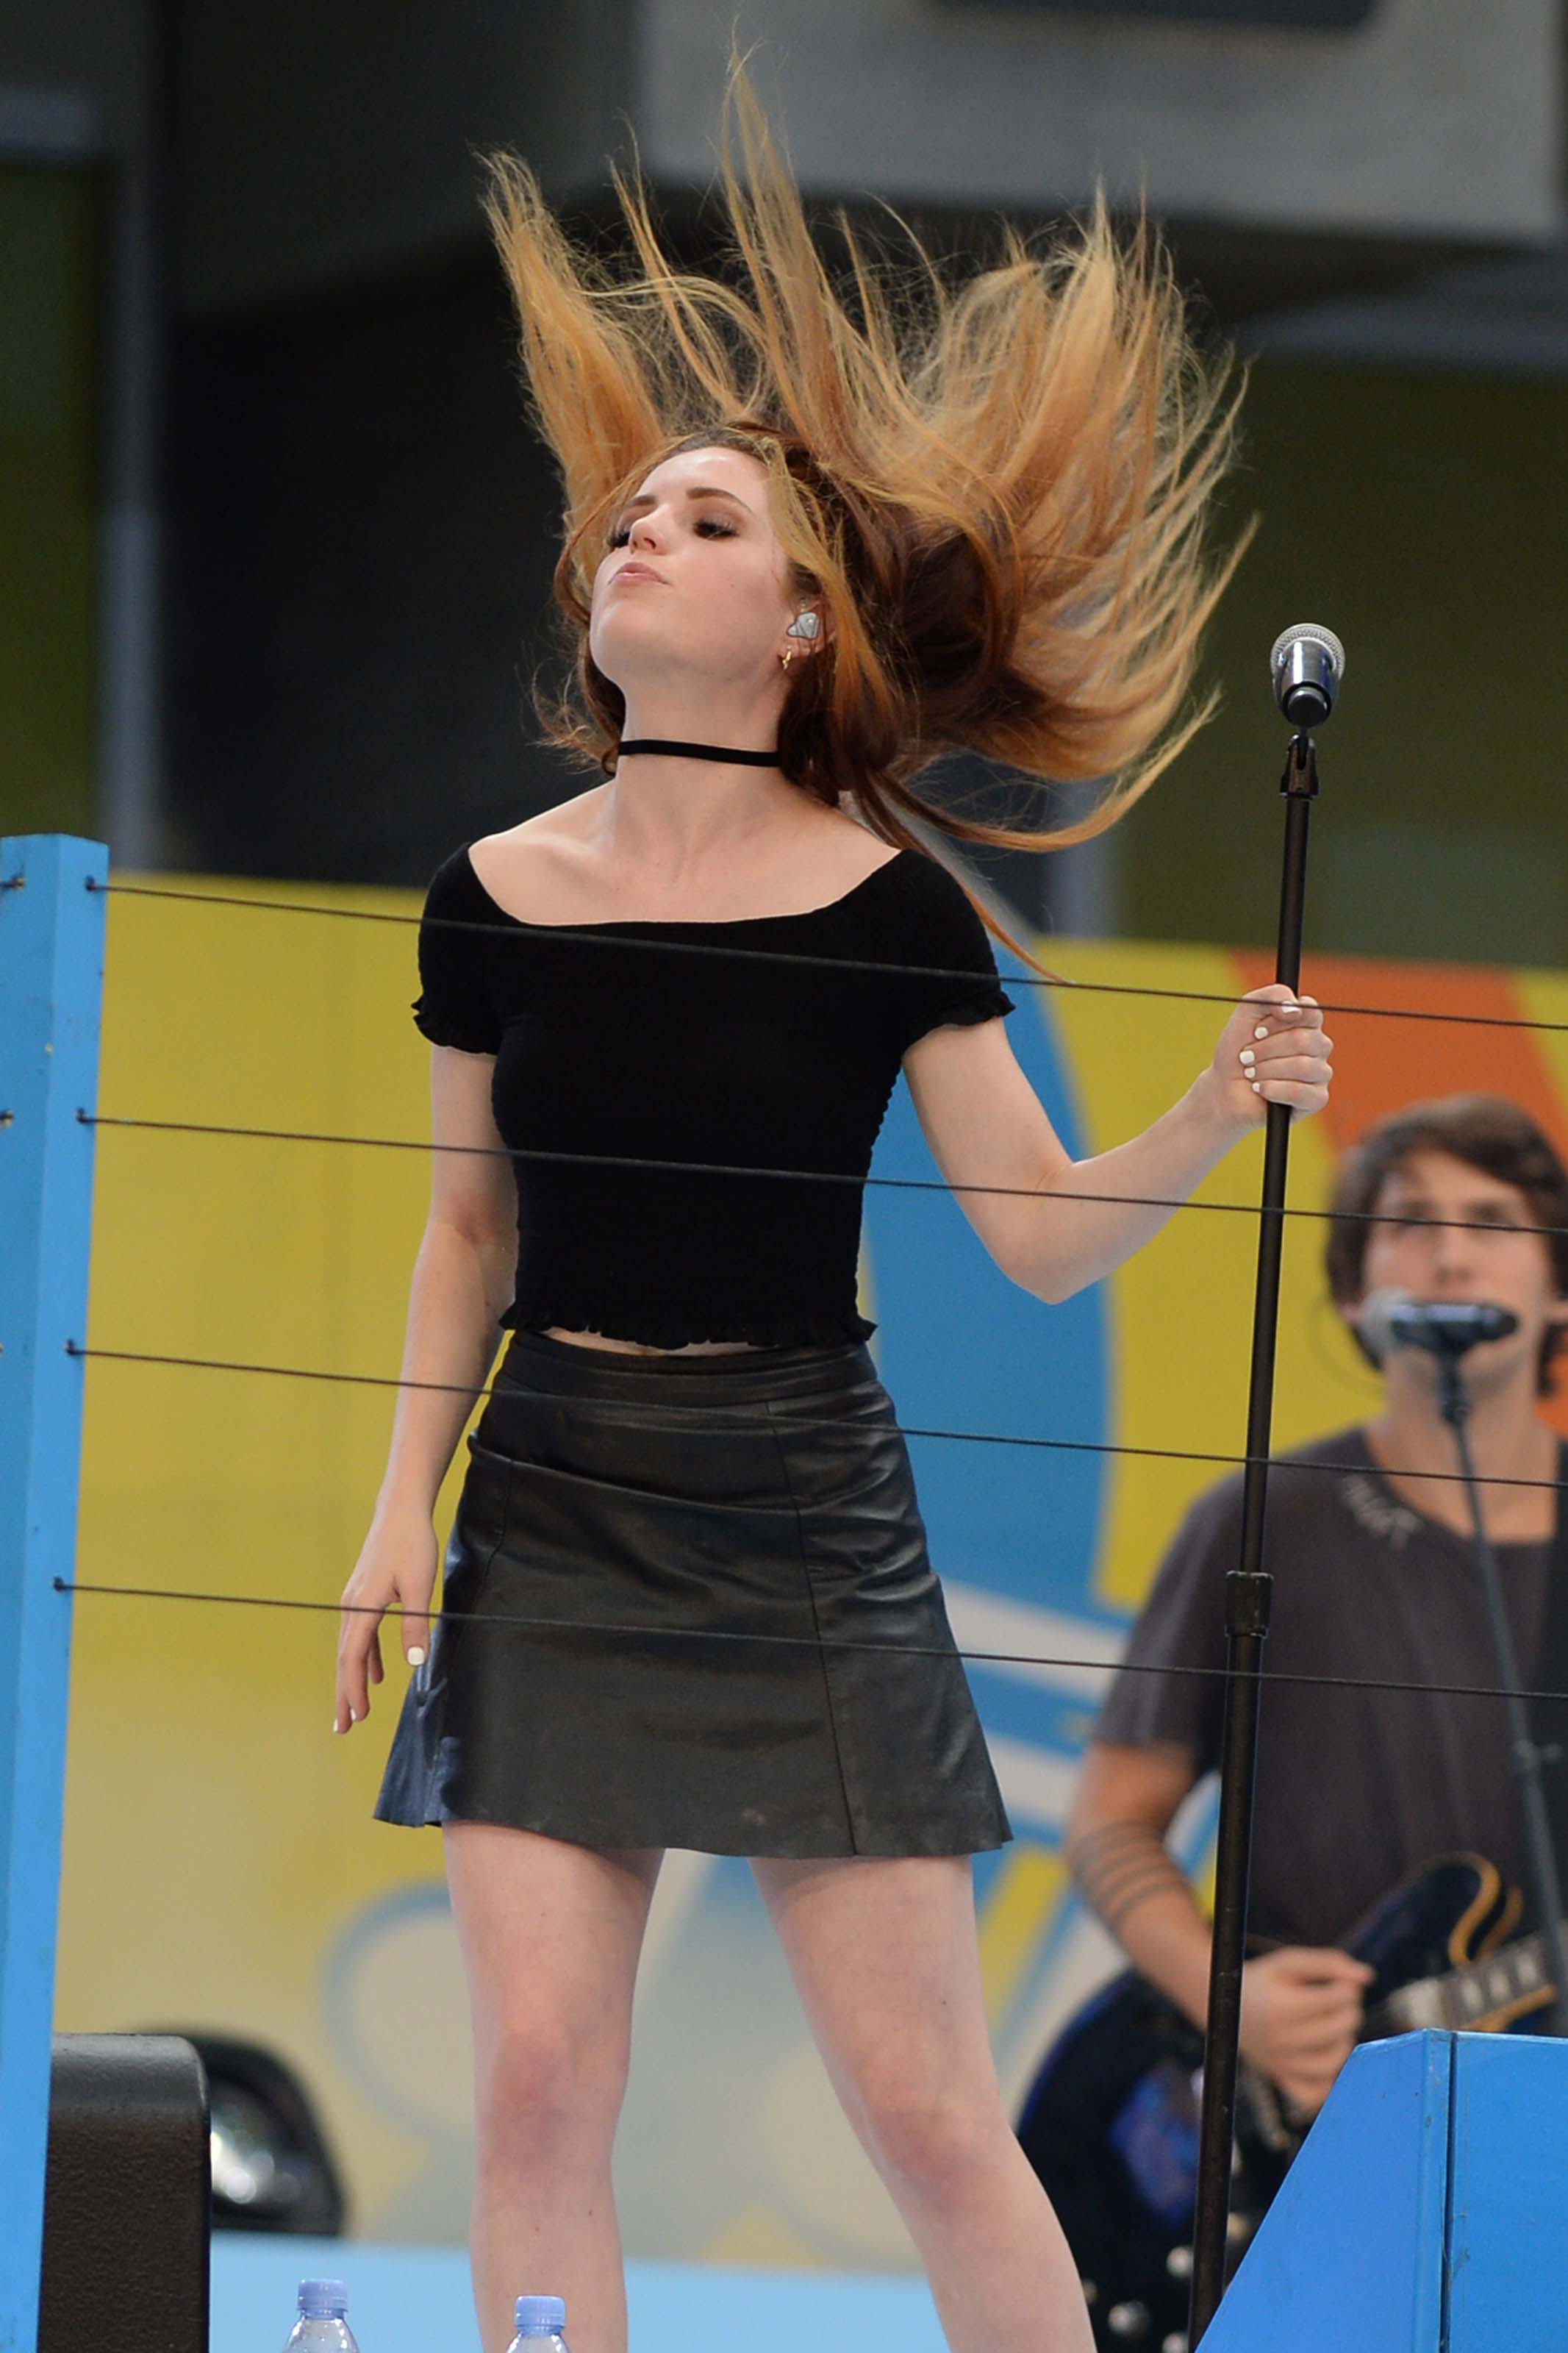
[1064,1092,1568,2114]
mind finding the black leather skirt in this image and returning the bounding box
[375,1327,1009,1857]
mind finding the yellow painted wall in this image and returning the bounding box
[1048,942,1361,1615]
[60,872,459,2227]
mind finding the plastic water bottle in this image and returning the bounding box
[508,2295,569,2351]
[283,2279,360,2352]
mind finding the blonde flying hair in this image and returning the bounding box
[479,57,1248,971]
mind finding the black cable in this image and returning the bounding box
[76,1111,1568,1246]
[87,875,1568,1041]
[67,1342,1568,1494]
[51,1574,1568,1712]
[75,1343,440,1395]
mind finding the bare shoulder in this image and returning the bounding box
[469,790,902,923]
[465,798,608,922]
[781,803,906,897]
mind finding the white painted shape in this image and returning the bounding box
[945,1579,1125,1702]
[633,1847,721,2010]
[985,1733,1079,1831]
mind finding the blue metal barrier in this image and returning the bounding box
[1201,2028,1568,2352]
[0,835,107,2352]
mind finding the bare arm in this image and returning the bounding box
[1066,1740,1216,2027]
[334,1046,518,1729]
[903,987,1331,1303]
[1067,1740,1372,2113]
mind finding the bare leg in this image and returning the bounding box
[444,1824,662,2353]
[753,1852,1094,2353]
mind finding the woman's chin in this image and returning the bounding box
[595,652,750,703]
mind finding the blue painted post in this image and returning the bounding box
[0,835,107,2352]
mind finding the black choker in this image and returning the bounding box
[617,740,781,766]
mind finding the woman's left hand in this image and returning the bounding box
[1206,984,1333,1129]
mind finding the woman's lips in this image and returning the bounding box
[615,561,666,583]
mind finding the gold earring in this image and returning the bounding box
[780,647,794,671]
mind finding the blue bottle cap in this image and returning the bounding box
[298,2280,348,2318]
[515,2293,567,2334]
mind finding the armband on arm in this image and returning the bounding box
[1067,1818,1194,1940]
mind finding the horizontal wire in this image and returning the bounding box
[53,1575,1568,1713]
[68,1343,1566,1493]
[80,1108,1339,1218]
[85,874,1568,1040]
[76,1112,1568,1244]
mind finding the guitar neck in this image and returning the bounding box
[1375,1924,1558,2037]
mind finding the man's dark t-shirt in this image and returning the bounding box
[1092,1427,1565,1950]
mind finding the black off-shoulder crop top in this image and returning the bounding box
[411,840,1017,1348]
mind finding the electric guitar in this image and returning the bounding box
[1015,1854,1559,2351]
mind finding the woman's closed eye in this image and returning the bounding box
[607,516,738,547]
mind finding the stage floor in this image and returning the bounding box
[211,2239,948,2351]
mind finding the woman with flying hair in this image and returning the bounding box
[337,61,1333,2353]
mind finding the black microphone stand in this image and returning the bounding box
[1187,729,1317,2346]
[1436,1350,1568,2037]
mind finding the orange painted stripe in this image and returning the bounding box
[1232,952,1568,1438]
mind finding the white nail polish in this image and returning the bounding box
[333,1718,342,1734]
[1239,1048,1256,1067]
[1254,1025,1270,1040]
[408,1646,427,1667]
[348,1707,358,1724]
[1251,1081,1261,1093]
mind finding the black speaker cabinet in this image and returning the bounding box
[39,2035,210,2352]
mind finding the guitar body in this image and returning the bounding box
[1017,1970,1209,2343]
[1352,1854,1516,2015]
[1016,1855,1519,2349]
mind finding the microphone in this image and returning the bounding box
[1358,1288,1519,1363]
[1270,623,1346,729]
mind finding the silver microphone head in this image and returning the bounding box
[1270,623,1346,729]
[1356,1288,1519,1362]
[1355,1287,1411,1365]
